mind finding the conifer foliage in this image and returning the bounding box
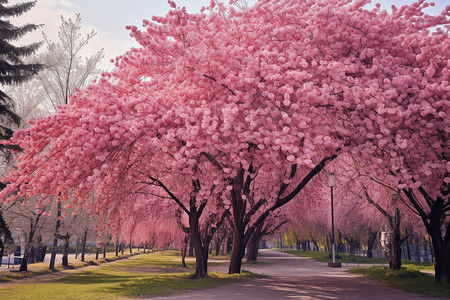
[0,0,42,139]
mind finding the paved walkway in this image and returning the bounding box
[152,250,444,300]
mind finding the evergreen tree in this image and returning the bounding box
[0,0,42,139]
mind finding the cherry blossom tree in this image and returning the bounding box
[0,0,448,282]
[331,154,423,269]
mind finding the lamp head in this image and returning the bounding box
[328,172,337,187]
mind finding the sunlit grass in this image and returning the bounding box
[350,266,450,298]
[0,251,254,299]
[0,250,143,283]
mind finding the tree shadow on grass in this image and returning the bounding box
[55,271,149,285]
[101,274,239,298]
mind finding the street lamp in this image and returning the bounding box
[328,172,341,268]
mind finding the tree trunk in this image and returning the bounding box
[0,239,4,268]
[388,209,402,270]
[229,226,245,274]
[49,234,58,270]
[246,235,261,263]
[247,223,262,263]
[20,217,40,272]
[75,237,80,259]
[226,236,232,254]
[189,212,208,278]
[115,235,119,256]
[367,231,377,258]
[19,244,31,271]
[49,202,62,270]
[432,240,450,287]
[188,237,194,257]
[428,203,450,286]
[215,238,221,256]
[181,233,189,268]
[81,228,87,262]
[29,246,36,264]
[0,211,12,267]
[62,235,69,267]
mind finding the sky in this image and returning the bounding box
[9,0,448,71]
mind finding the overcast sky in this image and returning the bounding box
[10,0,448,71]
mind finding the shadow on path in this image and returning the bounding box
[152,250,445,300]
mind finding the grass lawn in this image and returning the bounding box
[0,250,142,283]
[349,267,450,298]
[0,251,254,299]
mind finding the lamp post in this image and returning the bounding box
[328,172,341,268]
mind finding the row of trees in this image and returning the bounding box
[0,1,105,271]
[0,0,448,287]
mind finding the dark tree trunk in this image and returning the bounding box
[189,211,208,278]
[226,236,232,254]
[49,235,58,269]
[387,209,402,270]
[103,242,107,258]
[345,237,360,255]
[62,235,69,267]
[433,241,450,287]
[0,240,4,268]
[75,237,80,259]
[405,238,411,260]
[96,246,100,260]
[37,244,46,262]
[19,244,31,271]
[129,242,132,254]
[188,237,194,257]
[367,231,377,258]
[215,239,221,256]
[20,215,41,272]
[246,235,261,263]
[228,174,249,274]
[115,235,119,256]
[0,211,13,267]
[428,203,450,286]
[301,240,307,251]
[181,233,189,268]
[229,225,245,274]
[247,223,263,263]
[29,246,36,264]
[81,228,87,262]
[49,202,62,270]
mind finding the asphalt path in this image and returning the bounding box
[152,250,445,300]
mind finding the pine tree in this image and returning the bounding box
[0,0,42,139]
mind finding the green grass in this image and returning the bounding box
[350,266,450,298]
[0,251,254,299]
[282,249,387,264]
[401,260,435,272]
[0,251,141,283]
